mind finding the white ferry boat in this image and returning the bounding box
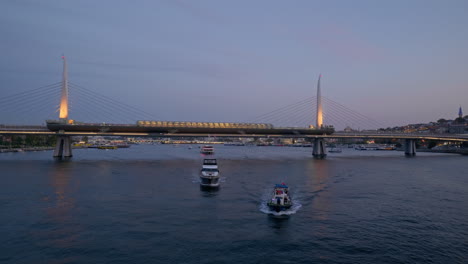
[355,144,378,150]
[200,145,214,155]
[200,159,220,187]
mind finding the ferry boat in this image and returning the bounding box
[355,144,378,151]
[200,159,220,187]
[377,145,396,150]
[200,145,214,154]
[267,183,292,212]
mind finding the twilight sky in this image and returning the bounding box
[1,0,467,128]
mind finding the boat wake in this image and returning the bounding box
[259,199,302,216]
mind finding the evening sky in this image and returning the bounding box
[1,0,467,128]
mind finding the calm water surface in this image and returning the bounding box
[1,145,467,263]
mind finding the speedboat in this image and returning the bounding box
[200,159,220,187]
[200,145,214,154]
[267,183,292,212]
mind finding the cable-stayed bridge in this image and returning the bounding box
[1,57,467,158]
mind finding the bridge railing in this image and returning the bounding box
[0,125,48,131]
[334,131,468,139]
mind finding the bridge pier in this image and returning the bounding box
[404,139,416,156]
[312,138,327,159]
[54,135,73,158]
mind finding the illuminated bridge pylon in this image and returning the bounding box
[53,55,72,158]
[313,74,327,159]
[59,55,69,119]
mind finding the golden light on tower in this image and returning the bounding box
[316,74,323,128]
[59,55,69,119]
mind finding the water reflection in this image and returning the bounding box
[34,160,82,261]
[306,159,332,221]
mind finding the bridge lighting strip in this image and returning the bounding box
[0,131,467,142]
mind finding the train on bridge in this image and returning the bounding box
[46,120,335,136]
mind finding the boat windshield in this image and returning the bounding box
[202,168,218,172]
[203,159,217,165]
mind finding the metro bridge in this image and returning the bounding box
[1,57,467,158]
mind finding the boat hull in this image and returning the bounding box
[267,203,292,212]
[199,176,220,187]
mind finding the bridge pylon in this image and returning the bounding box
[312,138,327,158]
[316,74,323,128]
[54,55,73,158]
[54,135,72,158]
[404,139,416,156]
[312,75,326,158]
[59,55,69,120]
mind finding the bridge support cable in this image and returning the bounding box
[327,98,381,129]
[273,100,316,128]
[68,86,139,123]
[53,135,73,158]
[68,87,148,124]
[68,85,155,124]
[68,83,143,122]
[291,101,318,127]
[322,97,386,130]
[0,84,61,110]
[248,97,317,126]
[322,107,376,131]
[68,95,124,124]
[261,99,317,127]
[245,94,389,130]
[0,83,62,124]
[312,138,327,159]
[10,88,61,114]
[322,96,380,122]
[404,139,416,156]
[69,82,156,123]
[247,97,315,122]
[0,82,61,104]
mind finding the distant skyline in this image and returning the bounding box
[1,0,467,128]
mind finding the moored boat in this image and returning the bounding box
[200,159,220,187]
[97,145,117,149]
[355,144,378,150]
[328,147,342,153]
[267,183,292,212]
[377,144,396,150]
